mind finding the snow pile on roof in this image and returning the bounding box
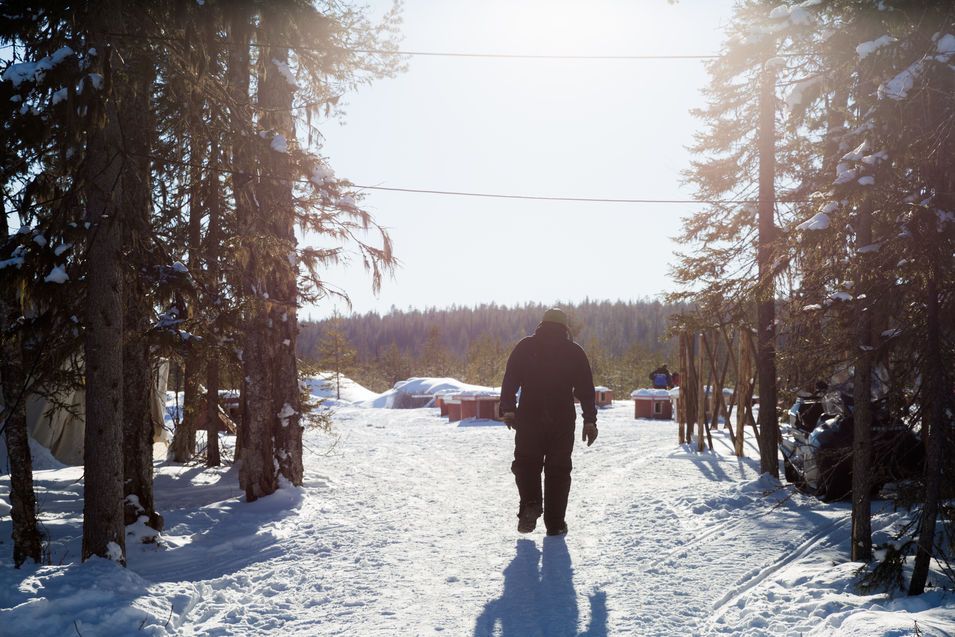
[631,388,672,399]
[304,373,378,405]
[594,385,611,392]
[667,386,733,398]
[363,377,496,409]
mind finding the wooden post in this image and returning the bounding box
[701,332,717,447]
[697,333,707,452]
[685,332,697,447]
[703,331,736,449]
[678,332,688,444]
[735,328,751,457]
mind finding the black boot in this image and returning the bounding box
[517,501,542,533]
[546,522,568,536]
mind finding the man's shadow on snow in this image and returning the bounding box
[474,538,608,637]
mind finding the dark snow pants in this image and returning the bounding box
[512,417,576,532]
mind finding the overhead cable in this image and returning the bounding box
[350,184,802,205]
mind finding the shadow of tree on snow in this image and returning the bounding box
[474,537,608,637]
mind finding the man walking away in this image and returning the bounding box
[500,308,598,536]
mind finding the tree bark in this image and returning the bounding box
[909,249,944,595]
[82,12,127,563]
[756,59,779,477]
[851,203,874,562]
[119,34,162,532]
[1,197,44,565]
[259,5,304,486]
[206,144,222,468]
[229,4,277,499]
[909,109,952,591]
[170,364,200,462]
[170,14,209,464]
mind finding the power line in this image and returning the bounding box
[112,151,791,206]
[101,32,721,61]
[349,49,721,60]
[350,184,796,205]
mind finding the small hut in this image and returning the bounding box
[475,395,501,420]
[446,398,463,422]
[595,386,613,408]
[631,388,673,420]
[460,395,479,420]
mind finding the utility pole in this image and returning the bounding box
[756,56,779,477]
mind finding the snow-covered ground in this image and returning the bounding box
[304,372,379,406]
[2,399,955,635]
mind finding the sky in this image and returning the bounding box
[2,1,737,320]
[306,0,738,320]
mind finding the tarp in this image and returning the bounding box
[25,358,169,465]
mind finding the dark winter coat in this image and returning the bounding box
[500,322,598,426]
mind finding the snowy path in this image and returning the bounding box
[4,402,955,636]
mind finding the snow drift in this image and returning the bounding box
[362,377,497,409]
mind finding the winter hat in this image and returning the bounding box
[541,307,569,328]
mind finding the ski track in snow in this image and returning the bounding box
[3,402,955,635]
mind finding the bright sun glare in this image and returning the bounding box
[487,1,658,54]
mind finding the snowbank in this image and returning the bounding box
[0,435,65,474]
[304,372,378,405]
[362,377,496,409]
[2,402,954,634]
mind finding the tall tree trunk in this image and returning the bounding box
[227,3,252,468]
[0,197,44,567]
[909,241,944,595]
[171,360,200,462]
[260,5,304,485]
[120,37,162,532]
[230,4,276,499]
[909,102,953,591]
[206,144,222,468]
[851,203,874,561]
[756,57,779,477]
[82,15,126,563]
[170,17,209,463]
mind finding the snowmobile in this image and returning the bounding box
[780,390,923,501]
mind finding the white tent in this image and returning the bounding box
[24,358,169,466]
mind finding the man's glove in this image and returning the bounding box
[502,412,517,430]
[582,422,598,447]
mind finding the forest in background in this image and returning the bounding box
[298,299,685,392]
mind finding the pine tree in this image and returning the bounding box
[317,316,357,400]
[81,0,128,564]
[419,326,455,377]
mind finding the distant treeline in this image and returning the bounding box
[298,300,687,392]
